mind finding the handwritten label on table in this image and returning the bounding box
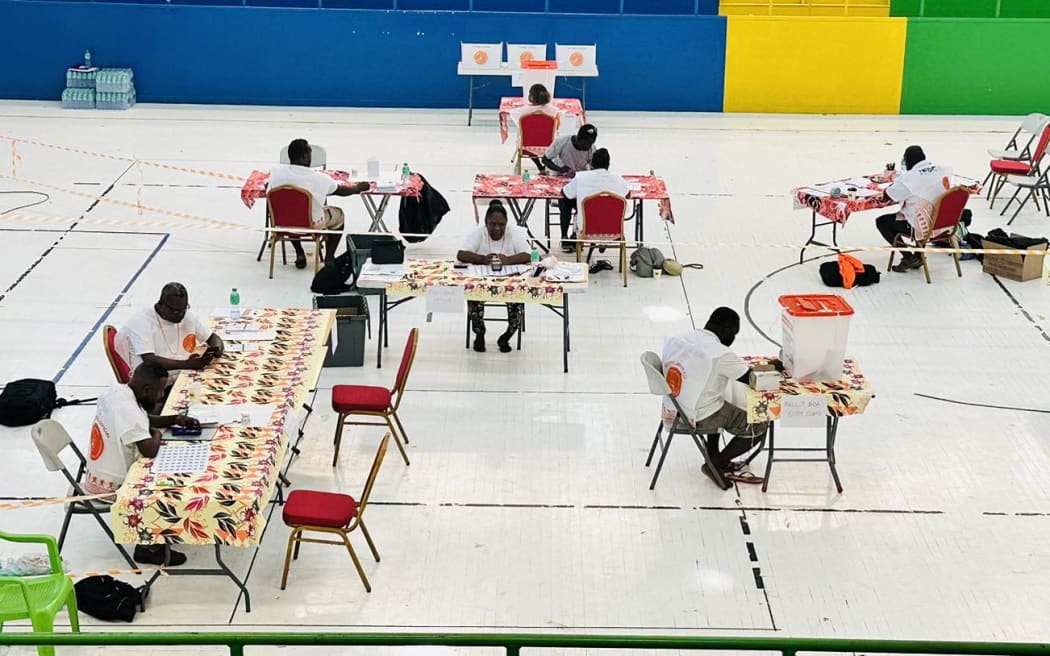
[780,395,827,428]
[425,285,465,314]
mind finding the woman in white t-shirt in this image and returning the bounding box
[457,201,532,353]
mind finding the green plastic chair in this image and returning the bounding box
[0,531,80,656]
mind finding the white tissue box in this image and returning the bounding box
[749,365,780,392]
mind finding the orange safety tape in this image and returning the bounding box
[0,134,246,182]
[0,492,116,510]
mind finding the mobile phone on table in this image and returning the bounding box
[453,262,468,269]
[171,425,202,436]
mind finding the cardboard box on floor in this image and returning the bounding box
[982,235,1048,282]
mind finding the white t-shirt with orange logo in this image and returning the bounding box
[85,384,151,495]
[885,160,953,238]
[116,306,212,371]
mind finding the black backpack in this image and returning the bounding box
[0,379,97,427]
[74,575,146,622]
[310,251,355,295]
[818,261,881,288]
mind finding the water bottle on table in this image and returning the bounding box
[229,287,241,319]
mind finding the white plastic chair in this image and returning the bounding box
[1000,169,1050,224]
[640,352,729,490]
[30,419,136,568]
[988,113,1048,160]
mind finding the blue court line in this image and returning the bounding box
[52,233,170,385]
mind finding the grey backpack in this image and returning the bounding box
[630,247,666,278]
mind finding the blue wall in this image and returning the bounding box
[0,1,726,111]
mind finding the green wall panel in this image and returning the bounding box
[1002,0,1050,18]
[901,19,1050,114]
[890,0,921,17]
[919,0,997,17]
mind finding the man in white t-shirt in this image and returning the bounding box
[86,362,198,566]
[542,124,598,253]
[269,138,370,268]
[876,145,953,272]
[562,148,629,236]
[666,308,773,487]
[457,200,532,354]
[116,283,224,375]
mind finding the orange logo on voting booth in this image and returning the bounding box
[665,366,683,397]
[520,52,535,64]
[569,52,584,67]
[89,423,104,460]
[474,50,489,65]
[183,334,197,352]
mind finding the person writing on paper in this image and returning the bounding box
[457,200,531,354]
[668,307,775,488]
[562,148,629,241]
[542,124,598,253]
[875,145,953,273]
[270,138,370,268]
[85,362,199,566]
[511,84,560,173]
[116,283,224,375]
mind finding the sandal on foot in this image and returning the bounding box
[726,472,764,485]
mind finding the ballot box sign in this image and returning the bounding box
[508,44,547,69]
[555,44,596,72]
[426,285,465,314]
[461,43,503,70]
[780,395,827,428]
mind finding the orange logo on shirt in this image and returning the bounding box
[182,334,197,352]
[473,50,489,65]
[569,52,584,67]
[520,52,535,65]
[89,423,104,461]
[942,176,950,190]
[665,366,683,397]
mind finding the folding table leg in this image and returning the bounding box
[761,422,776,492]
[826,415,843,493]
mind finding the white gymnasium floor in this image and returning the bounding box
[0,101,1049,654]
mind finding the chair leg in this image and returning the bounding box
[887,236,898,271]
[332,413,347,467]
[314,236,323,272]
[951,236,962,278]
[514,151,522,176]
[57,507,74,551]
[391,409,410,444]
[269,236,278,279]
[358,518,381,562]
[921,252,931,284]
[645,421,664,467]
[281,237,288,266]
[66,586,80,633]
[621,243,627,287]
[384,415,411,465]
[280,528,299,590]
[648,432,675,490]
[340,530,372,593]
[575,241,582,263]
[28,613,56,656]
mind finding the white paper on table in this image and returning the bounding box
[779,395,828,428]
[225,342,260,353]
[151,442,211,474]
[625,181,643,192]
[330,321,338,355]
[425,285,465,314]
[543,262,586,282]
[216,329,277,341]
[211,307,255,320]
[466,264,528,277]
[187,403,277,427]
[360,262,407,280]
[845,177,873,188]
[852,189,881,198]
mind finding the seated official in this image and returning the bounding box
[457,200,531,353]
[561,148,629,236]
[270,138,370,268]
[85,363,199,566]
[876,145,953,273]
[511,84,560,173]
[542,124,598,253]
[116,282,224,374]
[667,307,775,487]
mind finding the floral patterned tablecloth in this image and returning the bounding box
[498,97,585,143]
[742,356,873,424]
[240,170,424,210]
[111,309,335,547]
[473,173,675,223]
[385,259,571,305]
[791,173,981,225]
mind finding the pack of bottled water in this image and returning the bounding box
[96,87,136,110]
[61,87,96,109]
[96,68,134,94]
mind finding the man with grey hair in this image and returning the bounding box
[116,282,224,372]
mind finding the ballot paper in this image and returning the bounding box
[186,403,277,427]
[465,264,528,277]
[543,262,586,282]
[151,442,211,474]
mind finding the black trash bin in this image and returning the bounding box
[314,294,370,367]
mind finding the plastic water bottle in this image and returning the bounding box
[522,169,531,190]
[229,288,241,319]
[84,50,92,68]
[401,163,410,183]
[530,244,540,264]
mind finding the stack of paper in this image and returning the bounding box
[544,262,586,283]
[466,264,529,277]
[217,323,277,341]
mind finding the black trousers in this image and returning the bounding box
[876,213,915,256]
[557,198,577,240]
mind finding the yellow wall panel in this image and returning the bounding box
[723,16,906,113]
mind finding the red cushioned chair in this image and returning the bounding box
[101,325,131,384]
[887,187,969,285]
[515,111,558,175]
[577,192,629,287]
[266,185,324,279]
[330,328,418,467]
[988,123,1050,209]
[279,433,389,593]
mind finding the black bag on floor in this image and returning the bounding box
[0,379,97,427]
[819,261,881,288]
[75,575,146,622]
[311,251,354,295]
